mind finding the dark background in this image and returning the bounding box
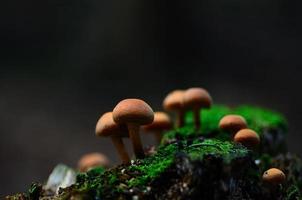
[1,0,302,196]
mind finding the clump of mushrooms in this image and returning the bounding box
[183,87,212,131]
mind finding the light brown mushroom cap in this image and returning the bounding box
[95,112,128,137]
[163,90,185,111]
[78,153,110,172]
[183,87,212,109]
[219,115,247,133]
[262,168,286,184]
[143,112,172,131]
[234,129,260,148]
[113,99,154,125]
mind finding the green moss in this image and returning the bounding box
[186,139,248,163]
[163,104,287,142]
[59,138,249,199]
[127,144,177,187]
[234,106,287,133]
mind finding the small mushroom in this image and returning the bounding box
[234,128,260,149]
[142,112,172,144]
[78,152,110,172]
[113,99,154,159]
[262,168,286,185]
[219,114,247,136]
[183,87,212,130]
[96,112,130,164]
[163,90,185,127]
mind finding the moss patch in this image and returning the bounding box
[163,104,287,142]
[58,139,249,199]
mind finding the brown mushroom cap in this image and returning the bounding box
[262,168,286,184]
[95,112,128,137]
[78,152,110,172]
[183,87,212,108]
[113,99,154,125]
[234,129,260,148]
[219,115,247,133]
[163,90,185,111]
[143,112,172,131]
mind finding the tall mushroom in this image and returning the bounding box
[77,152,110,172]
[183,87,212,131]
[113,99,154,159]
[234,128,260,149]
[163,90,185,127]
[95,112,130,164]
[219,114,247,136]
[142,112,172,144]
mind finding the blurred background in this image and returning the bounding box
[1,0,302,196]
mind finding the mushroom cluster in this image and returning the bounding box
[163,87,212,131]
[93,87,263,166]
[219,114,260,149]
[95,98,160,163]
[94,87,212,164]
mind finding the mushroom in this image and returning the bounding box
[183,87,212,130]
[78,152,110,172]
[113,99,154,159]
[234,128,260,149]
[142,112,172,144]
[163,90,185,127]
[262,168,286,185]
[219,114,247,136]
[95,112,130,164]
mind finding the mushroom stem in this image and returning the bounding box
[127,123,145,159]
[111,137,130,164]
[177,110,185,127]
[154,131,162,144]
[193,108,201,130]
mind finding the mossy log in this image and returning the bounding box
[6,105,301,200]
